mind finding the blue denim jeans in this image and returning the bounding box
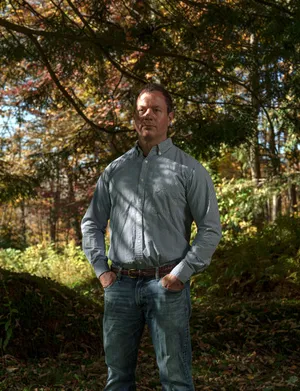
[103,275,194,391]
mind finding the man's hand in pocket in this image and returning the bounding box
[99,271,117,288]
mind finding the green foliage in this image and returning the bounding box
[0,160,37,203]
[0,242,95,289]
[216,177,266,240]
[174,107,256,159]
[1,0,299,246]
[215,174,300,242]
[192,217,300,298]
[0,224,27,250]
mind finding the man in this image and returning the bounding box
[81,83,222,390]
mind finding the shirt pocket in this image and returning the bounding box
[146,159,188,214]
[148,176,186,216]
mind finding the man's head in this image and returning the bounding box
[135,83,174,114]
[134,83,174,145]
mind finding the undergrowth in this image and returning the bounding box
[0,241,96,294]
[191,216,300,299]
[0,217,300,390]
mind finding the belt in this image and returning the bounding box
[111,263,176,278]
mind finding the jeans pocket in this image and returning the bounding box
[159,279,184,293]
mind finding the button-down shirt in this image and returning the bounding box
[81,138,221,283]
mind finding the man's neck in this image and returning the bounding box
[138,137,167,157]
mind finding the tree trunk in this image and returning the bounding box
[67,169,81,245]
[284,128,298,215]
[20,198,26,246]
[290,183,298,214]
[249,33,265,227]
[249,34,261,186]
[49,161,60,243]
[271,193,282,222]
[249,135,261,185]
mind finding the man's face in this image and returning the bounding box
[134,91,174,144]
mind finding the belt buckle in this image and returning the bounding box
[127,268,138,278]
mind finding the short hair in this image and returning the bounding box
[135,83,173,114]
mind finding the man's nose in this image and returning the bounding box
[143,108,154,118]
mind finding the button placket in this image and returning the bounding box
[134,157,150,261]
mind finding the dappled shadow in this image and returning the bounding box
[83,153,195,269]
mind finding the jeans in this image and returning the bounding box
[103,275,194,391]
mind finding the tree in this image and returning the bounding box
[0,0,299,243]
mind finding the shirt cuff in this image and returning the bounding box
[170,257,207,284]
[170,260,194,284]
[93,259,110,278]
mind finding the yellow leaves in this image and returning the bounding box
[145,73,155,79]
[128,57,138,65]
[239,221,257,235]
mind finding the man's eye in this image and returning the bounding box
[138,109,145,113]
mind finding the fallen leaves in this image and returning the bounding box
[1,284,300,390]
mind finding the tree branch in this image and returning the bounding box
[61,0,146,84]
[251,0,295,17]
[28,34,128,134]
[0,17,87,42]
[0,12,280,134]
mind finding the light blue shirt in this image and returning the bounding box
[81,138,221,283]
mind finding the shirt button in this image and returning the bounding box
[141,178,144,182]
[145,160,148,163]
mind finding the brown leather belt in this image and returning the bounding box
[111,263,176,278]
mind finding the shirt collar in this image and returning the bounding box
[135,138,173,156]
[158,138,173,154]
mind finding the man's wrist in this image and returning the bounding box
[94,262,110,279]
[169,273,184,285]
[170,261,194,284]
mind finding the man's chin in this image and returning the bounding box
[140,128,154,137]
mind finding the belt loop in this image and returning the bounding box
[155,267,159,280]
[117,266,122,280]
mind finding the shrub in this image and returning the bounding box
[191,216,300,298]
[0,241,95,289]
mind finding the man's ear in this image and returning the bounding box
[168,112,174,125]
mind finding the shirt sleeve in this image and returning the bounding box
[81,170,111,278]
[170,163,222,283]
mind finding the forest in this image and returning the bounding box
[0,0,299,390]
